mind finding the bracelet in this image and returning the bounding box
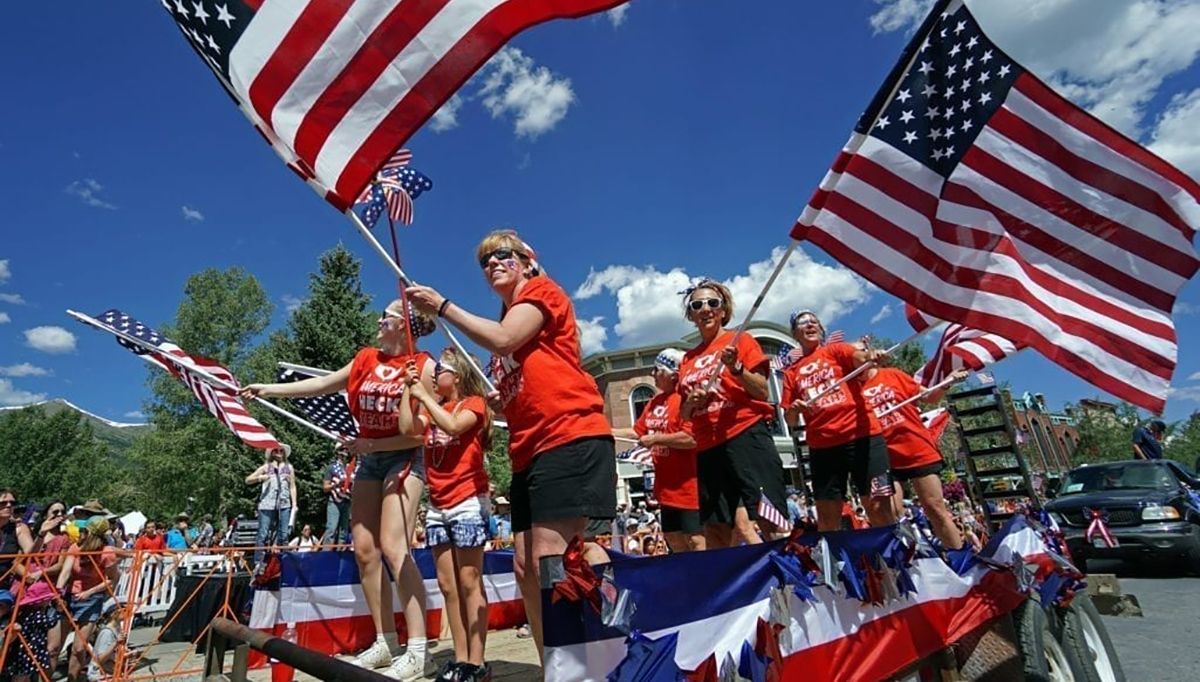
[731,362,745,376]
[437,299,452,317]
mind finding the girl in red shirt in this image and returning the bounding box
[242,301,436,679]
[676,280,788,548]
[861,366,964,549]
[781,311,896,532]
[397,348,493,682]
[613,348,703,553]
[407,230,614,661]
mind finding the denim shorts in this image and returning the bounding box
[70,592,105,624]
[354,448,426,483]
[426,495,490,549]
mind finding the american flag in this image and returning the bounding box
[161,0,625,210]
[756,491,792,532]
[769,331,845,371]
[277,367,358,437]
[920,407,951,443]
[616,444,653,468]
[93,309,281,450]
[907,304,1021,387]
[356,150,434,227]
[792,0,1200,413]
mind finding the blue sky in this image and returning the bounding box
[2,0,1200,425]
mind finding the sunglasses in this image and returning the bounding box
[687,297,723,312]
[0,501,15,509]
[478,247,524,270]
[434,361,458,377]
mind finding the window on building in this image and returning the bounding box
[629,384,655,421]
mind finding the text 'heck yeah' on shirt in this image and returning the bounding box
[348,347,433,440]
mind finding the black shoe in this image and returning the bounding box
[434,660,463,682]
[460,662,493,682]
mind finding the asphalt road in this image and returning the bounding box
[1088,559,1200,681]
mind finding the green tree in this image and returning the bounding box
[243,245,379,528]
[128,267,274,519]
[1165,411,1200,466]
[0,407,129,509]
[869,336,927,377]
[485,429,512,496]
[1069,402,1140,465]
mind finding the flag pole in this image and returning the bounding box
[343,209,497,393]
[67,310,341,442]
[797,326,935,407]
[699,241,799,393]
[876,372,963,420]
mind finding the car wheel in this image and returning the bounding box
[1053,595,1126,682]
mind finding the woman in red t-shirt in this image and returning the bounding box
[861,366,964,549]
[675,280,788,548]
[613,348,703,553]
[406,230,614,660]
[781,311,896,531]
[242,301,436,677]
[397,348,493,681]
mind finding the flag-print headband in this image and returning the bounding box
[654,348,685,374]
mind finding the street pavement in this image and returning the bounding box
[1090,559,1200,682]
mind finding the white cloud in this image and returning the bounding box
[1188,371,1200,381]
[24,326,77,354]
[0,312,9,324]
[1149,88,1200,177]
[575,247,871,348]
[429,94,464,132]
[1175,301,1199,316]
[870,0,1200,138]
[0,363,49,377]
[124,410,145,419]
[606,5,630,28]
[281,294,305,313]
[577,316,609,356]
[65,178,117,210]
[870,304,894,324]
[0,259,9,284]
[479,47,575,138]
[181,205,205,222]
[0,293,25,305]
[1167,384,1200,404]
[0,379,45,407]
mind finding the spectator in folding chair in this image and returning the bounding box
[57,516,118,682]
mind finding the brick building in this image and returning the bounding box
[1008,391,1079,473]
[582,321,808,505]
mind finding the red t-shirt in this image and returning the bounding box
[134,534,166,553]
[424,396,490,509]
[781,342,880,450]
[490,277,611,472]
[347,347,433,440]
[861,368,943,471]
[68,544,117,596]
[676,330,774,451]
[633,392,699,511]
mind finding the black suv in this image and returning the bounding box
[1043,459,1200,573]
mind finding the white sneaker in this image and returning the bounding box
[348,639,393,669]
[384,651,431,681]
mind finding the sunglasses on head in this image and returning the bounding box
[434,361,458,376]
[478,247,524,270]
[687,297,723,312]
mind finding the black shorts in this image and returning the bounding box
[509,436,617,533]
[811,435,892,501]
[659,506,701,534]
[696,421,788,527]
[893,460,944,482]
[583,517,613,540]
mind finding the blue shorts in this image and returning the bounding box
[354,449,426,483]
[70,592,105,624]
[426,495,490,549]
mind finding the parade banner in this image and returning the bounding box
[542,516,1075,681]
[250,549,524,655]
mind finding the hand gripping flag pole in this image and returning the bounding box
[68,310,341,442]
[344,209,496,393]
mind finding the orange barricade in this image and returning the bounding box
[0,545,318,681]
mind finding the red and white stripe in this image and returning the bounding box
[911,305,1021,387]
[795,71,1200,413]
[920,407,950,443]
[757,493,793,532]
[143,344,281,451]
[224,0,624,209]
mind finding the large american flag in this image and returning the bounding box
[907,304,1021,387]
[793,0,1200,413]
[616,444,653,468]
[161,0,625,210]
[277,367,358,437]
[94,309,281,450]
